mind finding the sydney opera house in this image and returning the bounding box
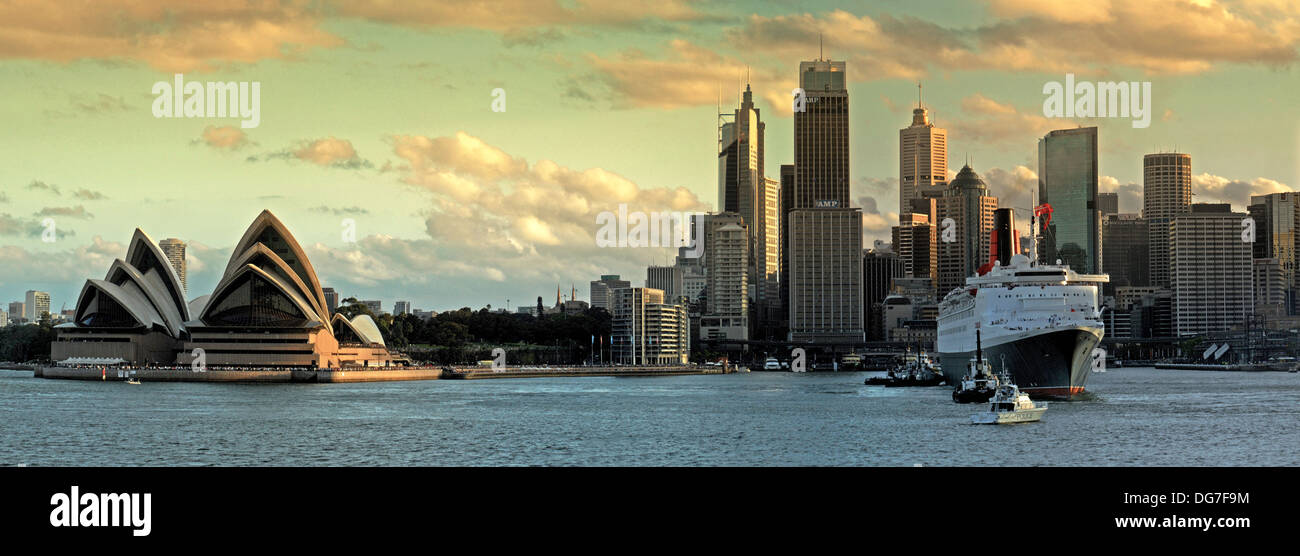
[51,210,398,369]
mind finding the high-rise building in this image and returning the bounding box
[24,290,50,322]
[719,81,779,339]
[589,275,631,310]
[393,301,412,315]
[788,209,863,343]
[936,165,998,295]
[322,287,338,316]
[646,265,684,303]
[899,86,947,216]
[891,213,937,281]
[1102,213,1149,294]
[758,175,782,334]
[610,287,689,365]
[777,164,795,334]
[863,248,906,341]
[1170,204,1252,336]
[1143,152,1193,288]
[361,300,382,315]
[1254,258,1287,318]
[1039,127,1101,273]
[158,238,187,293]
[703,214,748,341]
[1248,192,1300,312]
[9,302,24,324]
[793,56,849,209]
[0,309,7,328]
[787,52,862,342]
[1098,192,1119,215]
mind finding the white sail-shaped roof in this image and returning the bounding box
[105,259,185,337]
[124,228,189,322]
[73,279,166,331]
[198,264,324,328]
[223,210,329,320]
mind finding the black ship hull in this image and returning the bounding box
[938,328,1099,400]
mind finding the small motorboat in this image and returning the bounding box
[126,377,142,385]
[971,372,1046,425]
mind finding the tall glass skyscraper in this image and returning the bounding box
[1038,127,1101,274]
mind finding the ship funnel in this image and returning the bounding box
[993,208,1018,267]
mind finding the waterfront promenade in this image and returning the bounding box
[33,364,732,383]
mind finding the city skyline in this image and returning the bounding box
[3,1,1300,312]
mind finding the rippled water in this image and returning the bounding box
[1,367,1297,466]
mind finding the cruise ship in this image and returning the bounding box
[936,209,1108,399]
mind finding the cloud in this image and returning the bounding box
[249,137,372,169]
[337,0,711,31]
[502,28,566,48]
[584,39,786,110]
[1192,173,1293,209]
[70,188,106,201]
[1100,176,1143,213]
[381,131,709,290]
[0,0,344,72]
[948,93,1079,145]
[198,125,251,151]
[27,180,60,196]
[309,205,370,216]
[35,205,93,219]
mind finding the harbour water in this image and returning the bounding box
[1,367,1296,466]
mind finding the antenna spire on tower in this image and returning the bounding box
[819,33,824,60]
[918,81,923,108]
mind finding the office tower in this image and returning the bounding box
[777,164,795,332]
[788,209,864,342]
[891,213,937,281]
[899,85,948,215]
[9,302,24,324]
[1098,193,1119,215]
[1143,152,1193,287]
[158,238,187,292]
[1254,258,1286,318]
[589,275,631,310]
[322,287,338,316]
[24,290,50,322]
[393,301,411,315]
[1038,127,1101,273]
[611,287,689,365]
[703,214,748,340]
[1102,213,1150,294]
[758,175,782,333]
[0,309,6,327]
[1248,192,1300,312]
[863,248,906,341]
[787,52,863,342]
[720,81,780,339]
[362,300,382,315]
[646,265,684,303]
[936,165,998,295]
[793,56,849,208]
[1170,204,1252,336]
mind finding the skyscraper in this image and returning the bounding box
[899,85,947,216]
[158,238,187,292]
[788,52,863,342]
[322,287,339,316]
[703,214,748,341]
[9,301,24,324]
[936,165,998,295]
[611,287,689,365]
[1143,152,1192,288]
[719,82,780,339]
[24,290,50,322]
[1039,127,1101,274]
[646,265,684,303]
[891,213,937,282]
[1098,192,1119,215]
[393,301,411,315]
[863,248,905,341]
[1102,213,1150,294]
[1170,204,1252,336]
[589,275,631,310]
[1248,192,1300,312]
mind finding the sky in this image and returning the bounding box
[2,0,1299,315]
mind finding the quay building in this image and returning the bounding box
[51,210,397,368]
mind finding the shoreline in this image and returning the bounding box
[30,364,733,383]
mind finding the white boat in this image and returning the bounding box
[126,377,141,385]
[971,372,1047,424]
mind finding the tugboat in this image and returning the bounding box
[970,372,1047,424]
[952,328,998,403]
[864,346,945,386]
